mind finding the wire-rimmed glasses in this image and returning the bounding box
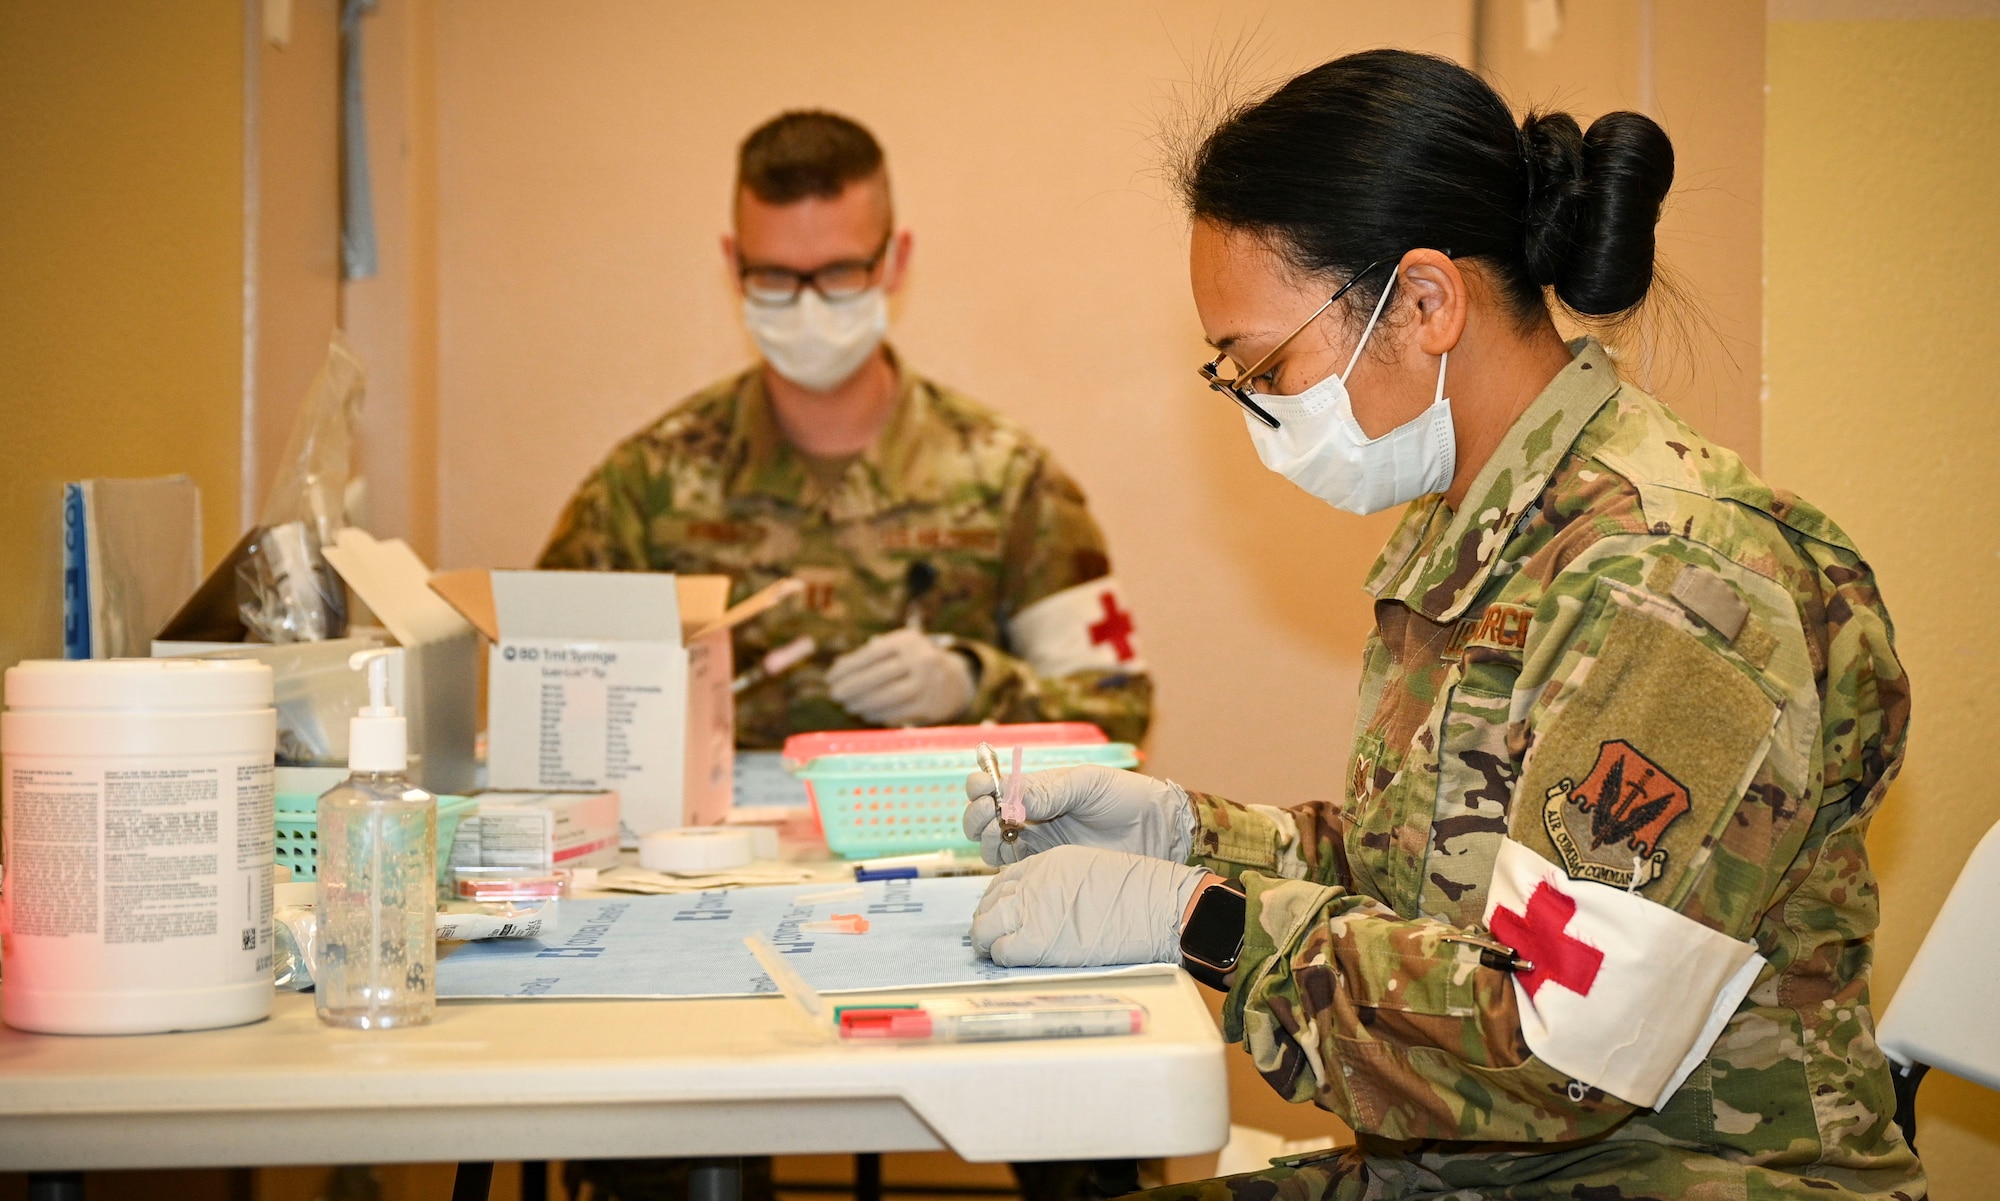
[1198,259,1388,429]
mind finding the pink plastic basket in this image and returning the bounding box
[781,722,1106,769]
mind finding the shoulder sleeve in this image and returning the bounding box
[998,449,1113,611]
[537,387,736,571]
[1507,534,1819,936]
[958,444,1153,742]
[996,449,1139,676]
[536,438,657,571]
[1226,534,1832,1137]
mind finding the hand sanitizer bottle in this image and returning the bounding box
[315,649,437,1029]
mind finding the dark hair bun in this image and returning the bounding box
[1183,50,1678,327]
[1522,109,1675,316]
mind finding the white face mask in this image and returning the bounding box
[1242,273,1456,515]
[742,286,889,392]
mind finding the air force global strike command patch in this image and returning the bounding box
[1542,740,1690,889]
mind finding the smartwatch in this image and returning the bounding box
[1179,875,1248,991]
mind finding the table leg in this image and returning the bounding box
[451,1161,495,1201]
[688,1157,742,1201]
[853,1153,882,1201]
[521,1160,550,1201]
[26,1173,83,1201]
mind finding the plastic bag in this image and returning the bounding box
[273,904,320,991]
[238,337,366,643]
[271,899,558,991]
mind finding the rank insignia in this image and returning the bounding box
[1542,739,1690,890]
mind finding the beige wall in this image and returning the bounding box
[1478,0,1765,465]
[0,0,348,677]
[424,9,1472,1152]
[422,0,1769,816]
[253,0,344,517]
[343,0,444,562]
[428,0,1475,817]
[414,1,1782,1152]
[0,0,249,671]
[1765,11,2000,1192]
[3,0,1991,1191]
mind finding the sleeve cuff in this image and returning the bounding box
[1219,872,1343,1042]
[1186,790,1281,875]
[945,637,1022,721]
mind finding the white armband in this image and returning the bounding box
[1005,577,1146,677]
[1484,837,1765,1109]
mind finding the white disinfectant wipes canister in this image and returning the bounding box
[1,659,277,1034]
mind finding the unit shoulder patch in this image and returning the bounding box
[1540,739,1690,889]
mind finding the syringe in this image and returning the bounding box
[974,741,1026,845]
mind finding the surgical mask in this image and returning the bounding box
[742,287,889,392]
[1242,274,1456,515]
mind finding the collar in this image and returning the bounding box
[725,347,950,512]
[1364,338,1622,622]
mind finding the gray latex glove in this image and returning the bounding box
[825,629,975,727]
[961,764,1196,866]
[971,845,1209,967]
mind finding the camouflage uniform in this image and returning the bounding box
[1154,340,1921,1200]
[538,356,1152,748]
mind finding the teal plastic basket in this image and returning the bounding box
[799,743,1140,858]
[275,790,477,885]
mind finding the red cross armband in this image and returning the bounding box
[1005,578,1147,677]
[1482,837,1767,1109]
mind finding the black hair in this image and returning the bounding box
[1183,49,1674,322]
[738,110,886,205]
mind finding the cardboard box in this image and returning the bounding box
[429,570,798,841]
[450,791,622,871]
[156,529,480,796]
[319,531,481,795]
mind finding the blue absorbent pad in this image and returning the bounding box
[434,875,1172,1000]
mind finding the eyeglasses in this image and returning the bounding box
[739,236,893,306]
[1198,259,1389,429]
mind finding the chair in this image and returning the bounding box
[1874,818,2000,1154]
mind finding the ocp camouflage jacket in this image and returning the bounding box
[537,357,1152,748]
[1188,339,1922,1199]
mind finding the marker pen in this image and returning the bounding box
[836,995,1147,1043]
[849,850,994,881]
[853,863,995,881]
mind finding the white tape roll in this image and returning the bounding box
[638,827,756,872]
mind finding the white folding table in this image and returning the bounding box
[0,971,1229,1179]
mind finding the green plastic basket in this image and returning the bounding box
[799,743,1139,859]
[275,790,477,885]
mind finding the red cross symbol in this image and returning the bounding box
[1087,591,1137,661]
[1489,881,1604,1000]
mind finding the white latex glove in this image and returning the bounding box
[971,845,1209,968]
[825,629,975,726]
[961,764,1195,866]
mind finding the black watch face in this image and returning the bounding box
[1183,883,1247,970]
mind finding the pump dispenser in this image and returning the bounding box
[346,649,407,773]
[314,649,437,1029]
